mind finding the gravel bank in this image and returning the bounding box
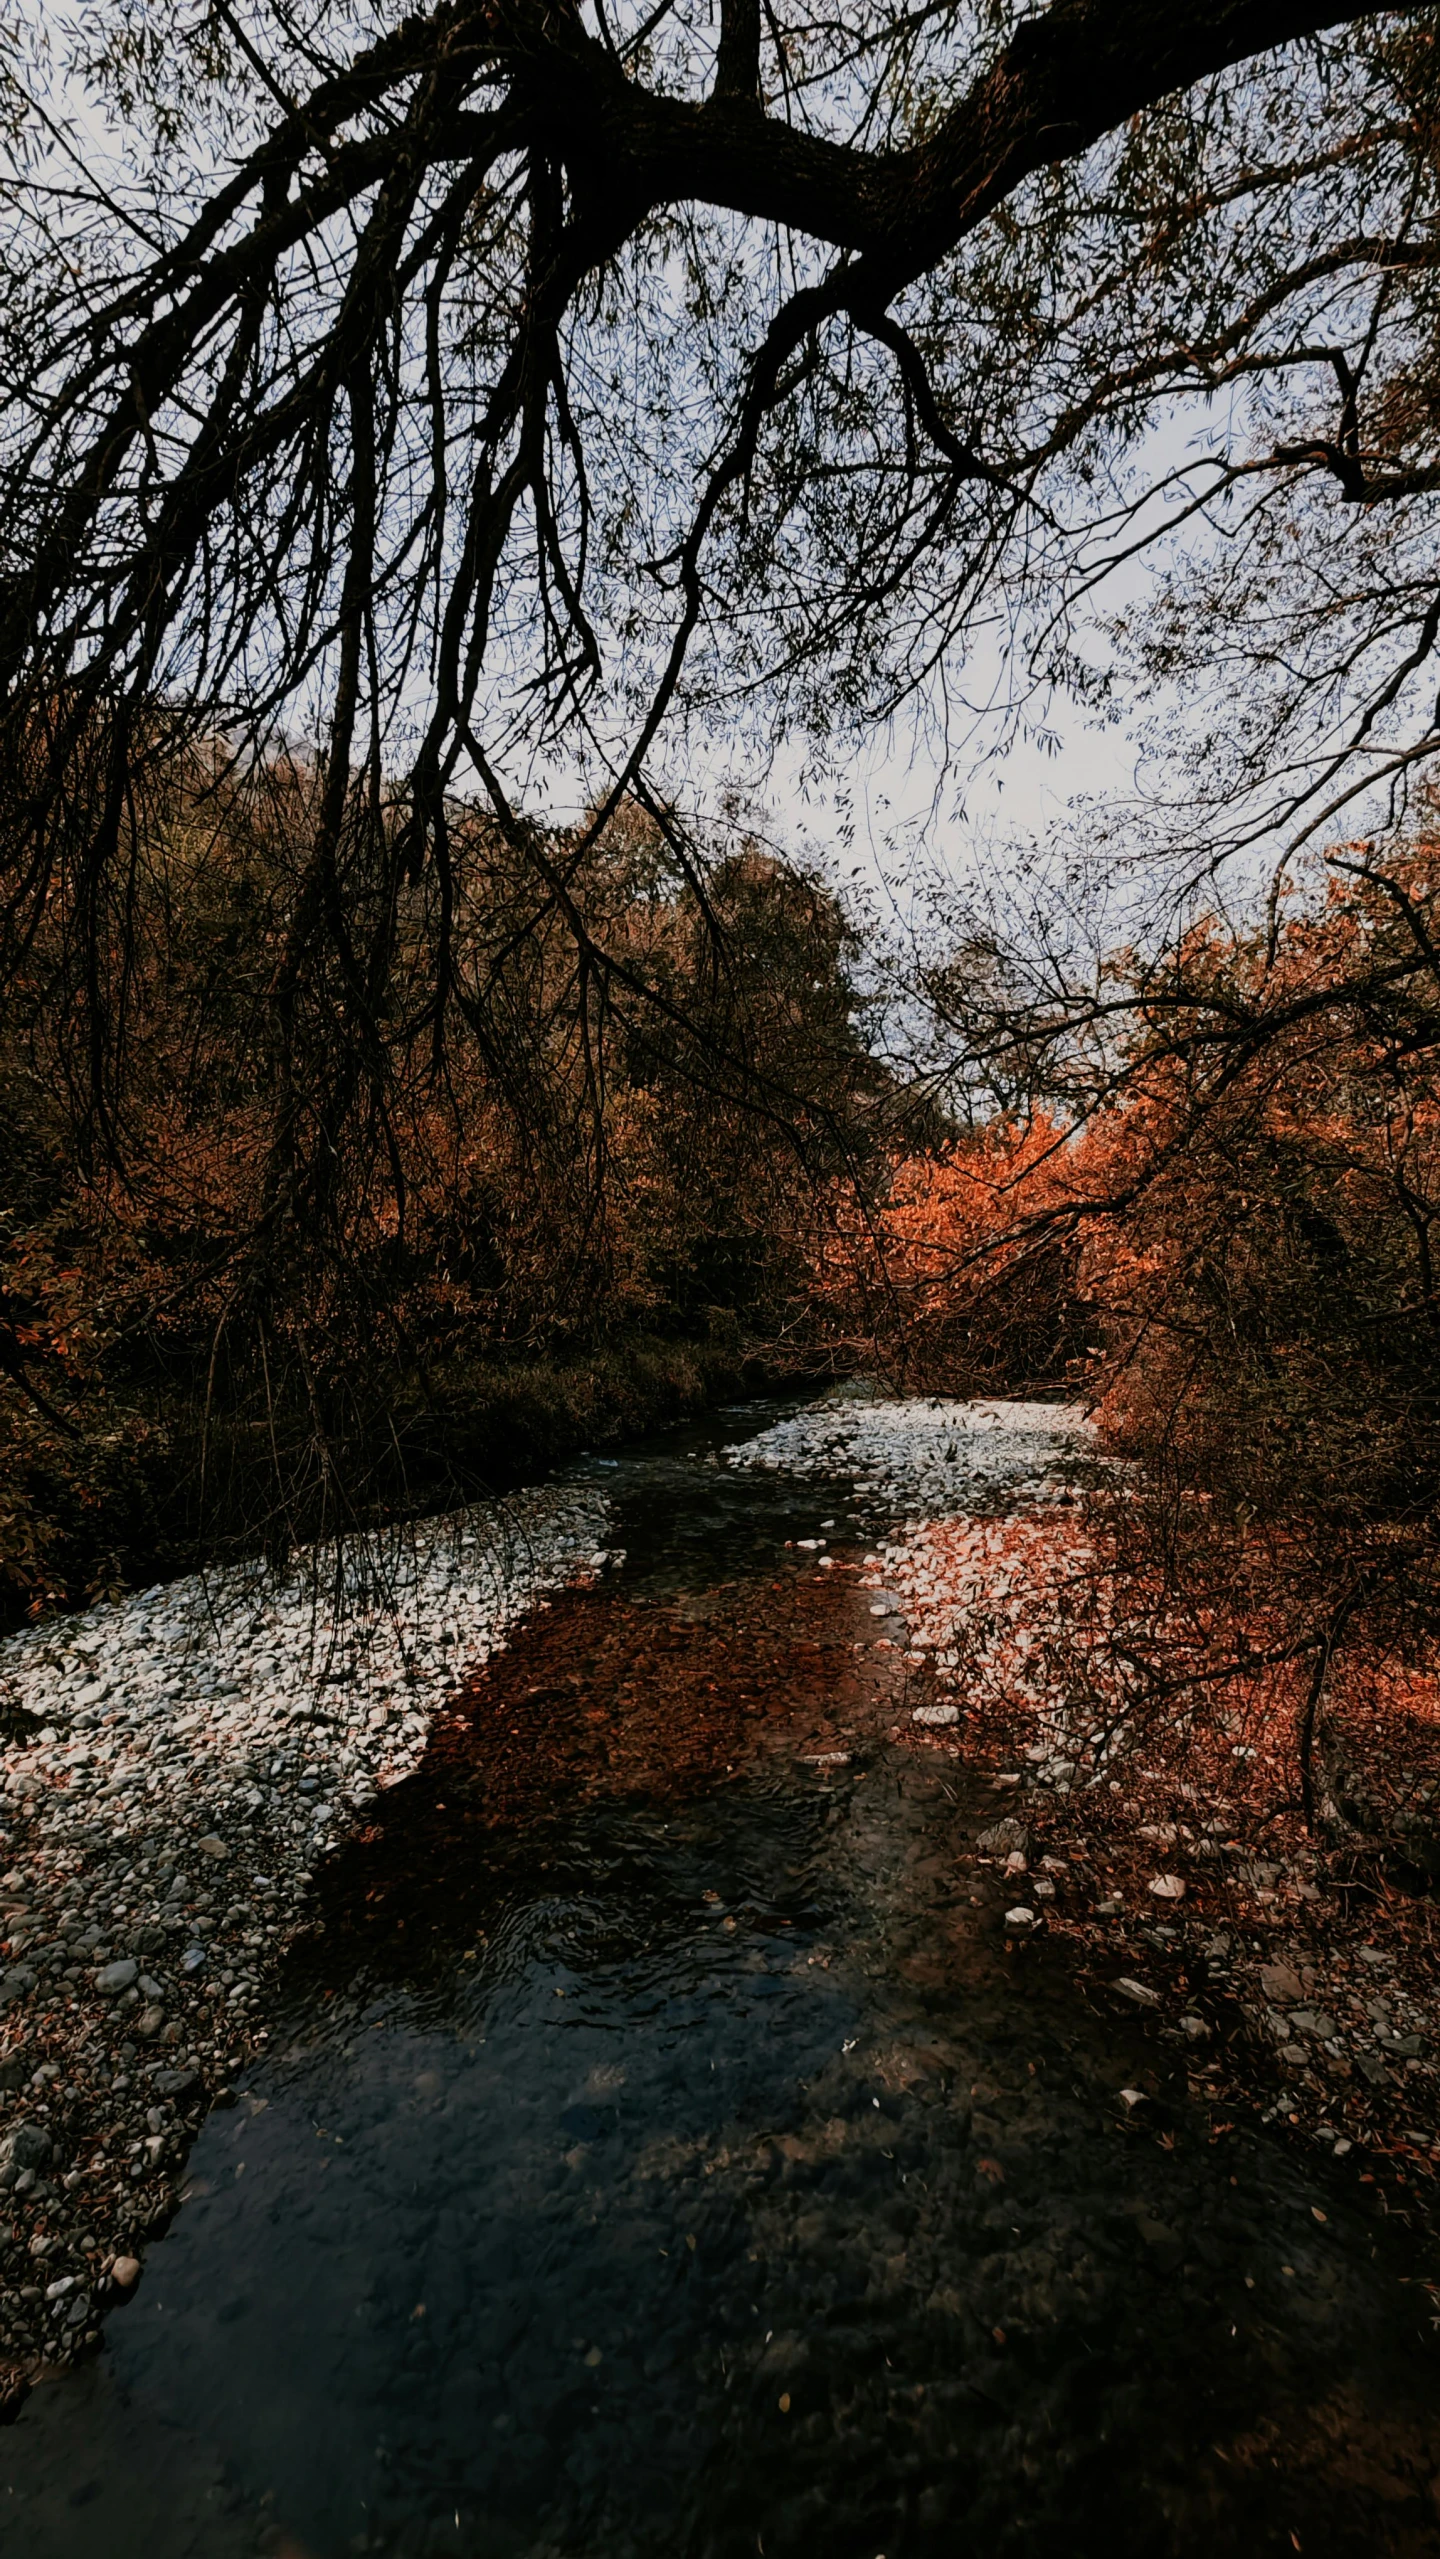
[0,1484,610,2391]
[879,1510,1439,2183]
[729,1394,1440,2205]
[723,1394,1090,1514]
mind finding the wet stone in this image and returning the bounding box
[0,2123,50,2176]
[1261,1962,1305,2005]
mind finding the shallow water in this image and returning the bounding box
[4,1404,1440,2558]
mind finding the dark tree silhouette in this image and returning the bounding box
[2,0,1439,1207]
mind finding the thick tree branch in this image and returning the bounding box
[712,0,761,98]
[552,0,1421,281]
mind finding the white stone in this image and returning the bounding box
[1115,1977,1160,2008]
[725,1396,1089,1516]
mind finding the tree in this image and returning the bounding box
[3,0,1438,1164]
[7,0,1440,1562]
[0,756,882,1609]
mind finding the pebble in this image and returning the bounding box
[0,2123,50,2178]
[1260,1962,1305,2004]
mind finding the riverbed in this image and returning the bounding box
[3,1399,1438,2557]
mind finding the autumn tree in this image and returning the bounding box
[8,0,1440,1577]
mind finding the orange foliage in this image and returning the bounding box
[810,1113,1083,1390]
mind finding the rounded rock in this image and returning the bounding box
[0,2123,51,2174]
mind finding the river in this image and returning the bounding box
[3,1398,1437,2557]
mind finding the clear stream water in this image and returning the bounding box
[2,1402,1438,2559]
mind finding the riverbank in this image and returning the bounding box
[725,1397,1440,2223]
[0,1483,611,2395]
[2,1324,818,1637]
